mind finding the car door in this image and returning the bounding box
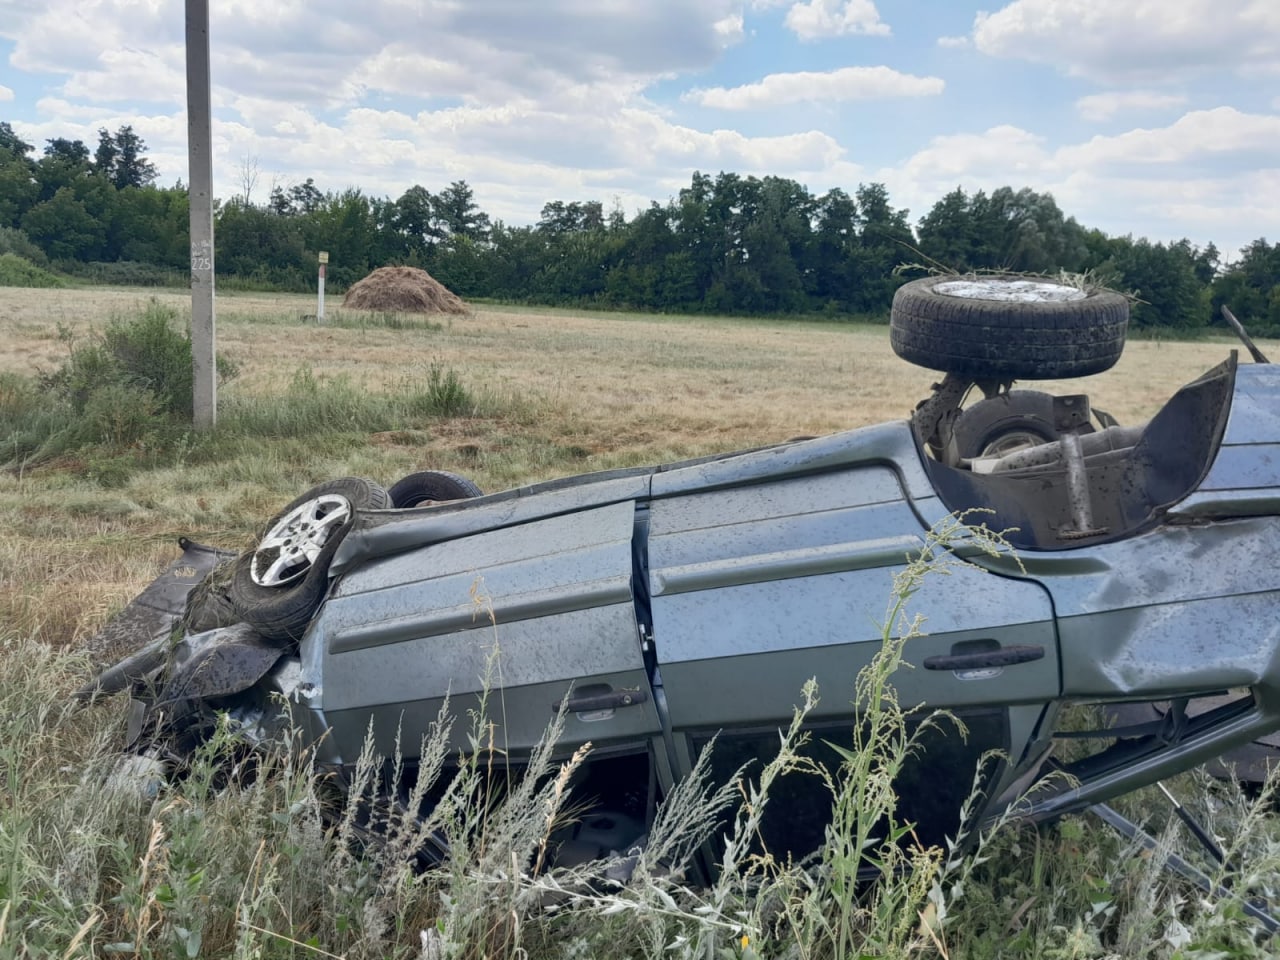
[305,499,662,765]
[644,433,1059,848]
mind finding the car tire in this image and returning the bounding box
[952,390,1095,459]
[387,470,483,508]
[229,477,390,643]
[890,275,1129,380]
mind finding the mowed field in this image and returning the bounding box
[0,284,1258,655]
[6,285,1280,958]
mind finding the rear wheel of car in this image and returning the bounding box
[890,275,1129,380]
[952,390,1095,459]
[230,477,390,643]
[388,470,483,508]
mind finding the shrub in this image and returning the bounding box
[0,252,67,288]
[0,301,239,469]
[0,226,48,264]
[54,260,187,288]
[423,361,474,416]
[81,383,162,446]
[43,299,238,419]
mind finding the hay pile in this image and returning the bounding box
[341,266,469,314]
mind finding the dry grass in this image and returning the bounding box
[0,285,1248,436]
[0,284,1262,653]
[4,286,1280,958]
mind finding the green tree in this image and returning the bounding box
[915,187,974,269]
[291,178,324,214]
[1100,235,1207,328]
[485,223,547,299]
[216,199,308,285]
[43,138,90,167]
[34,138,95,203]
[121,184,190,269]
[1212,238,1280,329]
[0,122,34,159]
[537,200,604,237]
[0,157,37,229]
[433,180,490,242]
[847,182,914,313]
[392,184,441,256]
[810,187,858,308]
[301,189,382,286]
[737,176,812,313]
[607,202,679,308]
[21,186,106,260]
[94,126,158,190]
[917,185,1085,274]
[93,128,118,177]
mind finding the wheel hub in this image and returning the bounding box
[250,493,352,587]
[934,279,1087,303]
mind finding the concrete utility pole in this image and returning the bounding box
[186,0,216,429]
[317,251,328,324]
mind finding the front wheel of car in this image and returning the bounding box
[229,477,390,643]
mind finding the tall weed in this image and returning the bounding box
[4,517,1280,958]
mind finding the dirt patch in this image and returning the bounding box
[342,266,469,315]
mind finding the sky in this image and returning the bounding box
[0,0,1276,260]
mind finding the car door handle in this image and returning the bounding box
[923,645,1045,670]
[555,689,650,713]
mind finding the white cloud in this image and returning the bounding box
[895,125,1049,186]
[1053,169,1280,257]
[881,107,1280,257]
[2,0,1273,259]
[971,0,1280,82]
[347,46,485,101]
[687,66,943,109]
[0,0,745,108]
[1056,107,1280,167]
[713,11,746,45]
[1075,91,1189,121]
[60,47,187,104]
[784,0,890,40]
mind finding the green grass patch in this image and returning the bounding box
[2,523,1277,958]
[0,253,68,288]
[0,298,531,487]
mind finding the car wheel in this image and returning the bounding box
[229,477,390,643]
[952,390,1095,459]
[890,275,1129,380]
[388,470,483,508]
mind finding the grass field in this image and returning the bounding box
[0,285,1256,652]
[1,286,1277,958]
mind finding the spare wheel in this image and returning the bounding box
[890,275,1129,380]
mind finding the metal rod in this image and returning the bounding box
[1089,802,1278,936]
[1059,431,1104,537]
[1221,306,1270,364]
[1157,782,1226,866]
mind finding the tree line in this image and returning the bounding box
[2,121,1278,331]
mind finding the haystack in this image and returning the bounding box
[341,265,469,314]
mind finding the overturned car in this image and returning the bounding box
[83,276,1280,881]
